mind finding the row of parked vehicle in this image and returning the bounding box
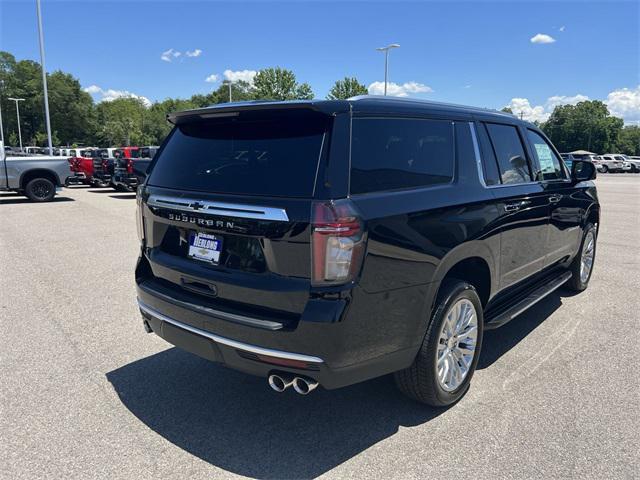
[65,146,159,191]
[561,153,640,173]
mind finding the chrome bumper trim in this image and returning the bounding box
[137,299,324,364]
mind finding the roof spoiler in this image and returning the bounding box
[167,99,350,125]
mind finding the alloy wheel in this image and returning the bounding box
[436,298,478,392]
[580,231,595,283]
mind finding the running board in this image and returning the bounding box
[484,271,572,330]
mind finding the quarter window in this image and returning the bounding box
[485,123,532,184]
[527,130,566,181]
[350,118,454,194]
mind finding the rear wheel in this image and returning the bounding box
[395,280,483,407]
[566,223,597,291]
[600,165,608,173]
[25,178,55,202]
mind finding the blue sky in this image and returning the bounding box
[1,0,639,122]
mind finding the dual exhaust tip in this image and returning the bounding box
[268,373,318,395]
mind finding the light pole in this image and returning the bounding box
[36,0,54,155]
[376,43,400,96]
[8,98,25,151]
[226,80,233,102]
[0,80,5,149]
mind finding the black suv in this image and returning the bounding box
[134,97,599,406]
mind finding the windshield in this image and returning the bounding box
[148,110,329,197]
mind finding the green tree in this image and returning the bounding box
[253,67,314,100]
[615,126,640,155]
[327,77,368,100]
[541,100,623,153]
[500,107,513,114]
[95,97,148,146]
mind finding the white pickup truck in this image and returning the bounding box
[0,142,72,202]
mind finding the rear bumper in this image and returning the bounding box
[113,174,138,187]
[136,279,423,389]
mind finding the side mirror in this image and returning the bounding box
[571,160,597,182]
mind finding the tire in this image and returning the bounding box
[25,177,56,202]
[395,280,484,407]
[566,223,597,292]
[600,165,608,173]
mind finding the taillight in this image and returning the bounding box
[127,159,134,174]
[101,159,108,171]
[136,187,145,242]
[311,199,366,286]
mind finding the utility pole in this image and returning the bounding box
[227,81,233,102]
[376,44,400,96]
[8,98,25,151]
[36,0,54,155]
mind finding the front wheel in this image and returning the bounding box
[25,178,55,202]
[395,280,483,407]
[600,165,608,173]
[566,223,597,291]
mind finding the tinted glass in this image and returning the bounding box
[476,123,501,185]
[527,130,566,181]
[350,118,454,194]
[148,110,328,197]
[485,123,532,184]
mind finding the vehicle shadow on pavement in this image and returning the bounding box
[87,189,116,193]
[107,350,448,479]
[108,194,136,200]
[0,196,74,205]
[478,289,578,369]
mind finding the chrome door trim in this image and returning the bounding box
[147,194,289,222]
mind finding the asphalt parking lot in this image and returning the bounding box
[1,175,639,479]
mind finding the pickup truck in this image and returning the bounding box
[112,146,157,192]
[66,148,101,186]
[0,142,71,202]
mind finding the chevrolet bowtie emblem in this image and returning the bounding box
[190,201,205,210]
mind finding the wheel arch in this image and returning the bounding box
[20,169,60,190]
[426,241,498,314]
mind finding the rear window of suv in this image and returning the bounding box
[350,117,454,194]
[148,110,329,197]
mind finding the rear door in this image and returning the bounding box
[481,121,551,289]
[139,108,335,326]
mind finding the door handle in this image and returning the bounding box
[504,200,530,212]
[549,194,563,203]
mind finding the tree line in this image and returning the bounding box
[1,50,637,155]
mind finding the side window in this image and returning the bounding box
[475,123,501,185]
[527,130,566,181]
[350,118,454,194]
[485,123,532,184]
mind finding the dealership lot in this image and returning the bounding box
[1,175,638,479]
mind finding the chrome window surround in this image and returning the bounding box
[147,194,289,222]
[469,122,571,189]
[138,300,324,364]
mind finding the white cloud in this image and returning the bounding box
[463,84,472,89]
[205,74,219,83]
[606,86,640,124]
[84,84,102,94]
[223,69,257,84]
[530,33,556,44]
[186,49,202,58]
[559,25,566,32]
[367,81,433,97]
[83,85,151,107]
[160,48,181,62]
[503,94,589,122]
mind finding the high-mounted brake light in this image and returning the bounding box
[311,200,366,286]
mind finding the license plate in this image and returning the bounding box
[188,232,223,264]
